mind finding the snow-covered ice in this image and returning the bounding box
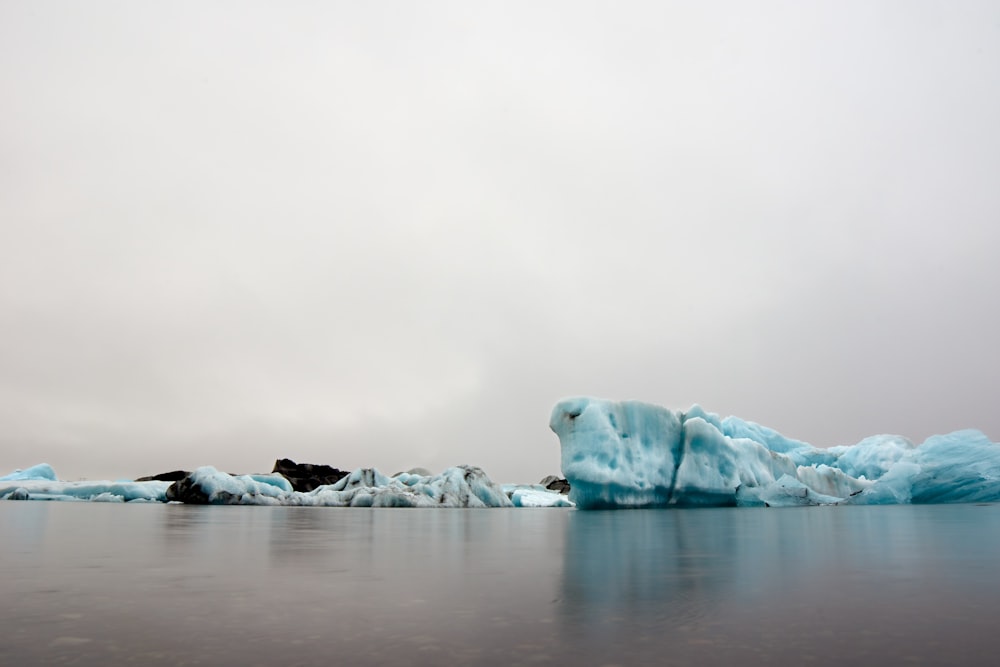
[502,484,575,508]
[551,397,1000,509]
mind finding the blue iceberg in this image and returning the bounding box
[0,477,172,502]
[550,397,1000,509]
[0,463,58,482]
[0,462,171,501]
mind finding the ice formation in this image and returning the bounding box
[0,463,57,482]
[550,397,1000,508]
[1,464,526,507]
[0,476,173,503]
[503,484,576,508]
[0,479,172,502]
[167,465,515,507]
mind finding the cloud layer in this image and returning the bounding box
[2,1,999,482]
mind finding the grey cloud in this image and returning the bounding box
[2,1,998,482]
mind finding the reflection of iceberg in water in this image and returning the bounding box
[556,504,1000,664]
[559,509,746,645]
[4,503,1000,664]
[2,501,50,554]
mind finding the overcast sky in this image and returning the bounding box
[2,1,998,482]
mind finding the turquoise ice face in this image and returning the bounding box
[550,397,1000,509]
[550,397,683,509]
[549,397,784,508]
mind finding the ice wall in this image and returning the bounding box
[550,397,1000,509]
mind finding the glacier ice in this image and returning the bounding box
[0,477,172,503]
[0,463,57,482]
[551,397,1000,509]
[1,464,517,507]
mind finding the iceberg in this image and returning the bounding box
[0,463,175,502]
[0,478,172,502]
[166,465,514,507]
[1,464,516,507]
[550,397,1000,509]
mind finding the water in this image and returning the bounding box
[3,503,1000,666]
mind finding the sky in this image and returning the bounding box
[2,1,999,483]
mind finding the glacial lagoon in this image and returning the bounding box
[3,502,1000,666]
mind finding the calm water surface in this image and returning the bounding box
[2,502,999,666]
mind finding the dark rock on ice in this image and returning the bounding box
[271,458,349,492]
[135,470,190,482]
[540,475,571,495]
[165,475,212,504]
